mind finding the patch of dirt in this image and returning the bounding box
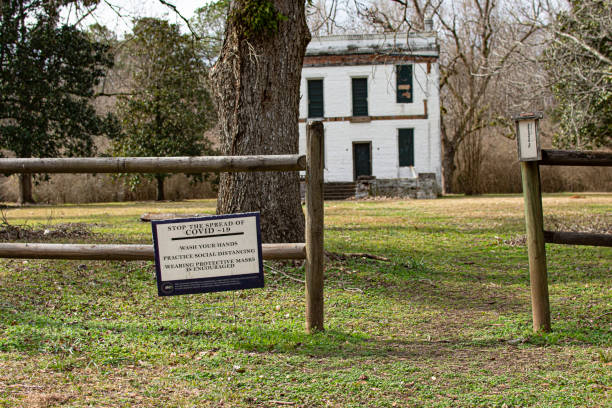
[23,392,74,408]
[503,235,527,246]
[0,222,96,242]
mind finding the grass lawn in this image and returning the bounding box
[0,194,610,407]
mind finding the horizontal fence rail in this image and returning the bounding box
[0,243,306,261]
[514,113,612,333]
[0,124,326,332]
[0,155,306,174]
[540,150,612,166]
[543,231,612,247]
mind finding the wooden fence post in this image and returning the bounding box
[520,161,551,332]
[306,121,325,333]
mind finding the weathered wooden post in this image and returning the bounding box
[306,121,325,333]
[515,112,551,332]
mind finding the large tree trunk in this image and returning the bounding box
[210,1,310,243]
[17,174,34,204]
[441,135,456,195]
[155,175,165,201]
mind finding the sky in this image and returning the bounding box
[64,0,214,36]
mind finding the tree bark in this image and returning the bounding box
[441,133,456,195]
[155,175,165,201]
[17,174,34,204]
[210,0,310,243]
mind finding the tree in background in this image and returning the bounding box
[349,0,541,194]
[307,0,363,35]
[0,0,117,204]
[545,0,611,149]
[112,18,216,201]
[210,0,309,243]
[192,0,229,66]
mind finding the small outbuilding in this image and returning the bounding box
[298,32,441,199]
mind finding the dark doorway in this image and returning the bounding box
[353,142,372,180]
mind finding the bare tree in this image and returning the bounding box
[438,1,542,193]
[351,0,542,193]
[355,0,442,31]
[308,0,342,35]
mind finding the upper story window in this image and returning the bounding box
[396,65,413,103]
[352,77,368,117]
[307,79,324,118]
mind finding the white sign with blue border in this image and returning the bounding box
[152,212,264,296]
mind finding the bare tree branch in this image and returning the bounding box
[553,30,612,66]
[157,0,200,40]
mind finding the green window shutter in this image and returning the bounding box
[396,65,413,103]
[352,78,368,116]
[398,129,414,167]
[307,79,324,118]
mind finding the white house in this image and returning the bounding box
[298,32,441,198]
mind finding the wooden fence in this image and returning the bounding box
[519,142,612,332]
[0,122,326,333]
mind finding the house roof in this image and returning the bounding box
[306,33,439,58]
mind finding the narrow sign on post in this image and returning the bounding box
[514,112,543,162]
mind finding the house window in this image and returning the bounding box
[307,79,324,118]
[398,129,414,167]
[396,65,413,103]
[352,78,368,116]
